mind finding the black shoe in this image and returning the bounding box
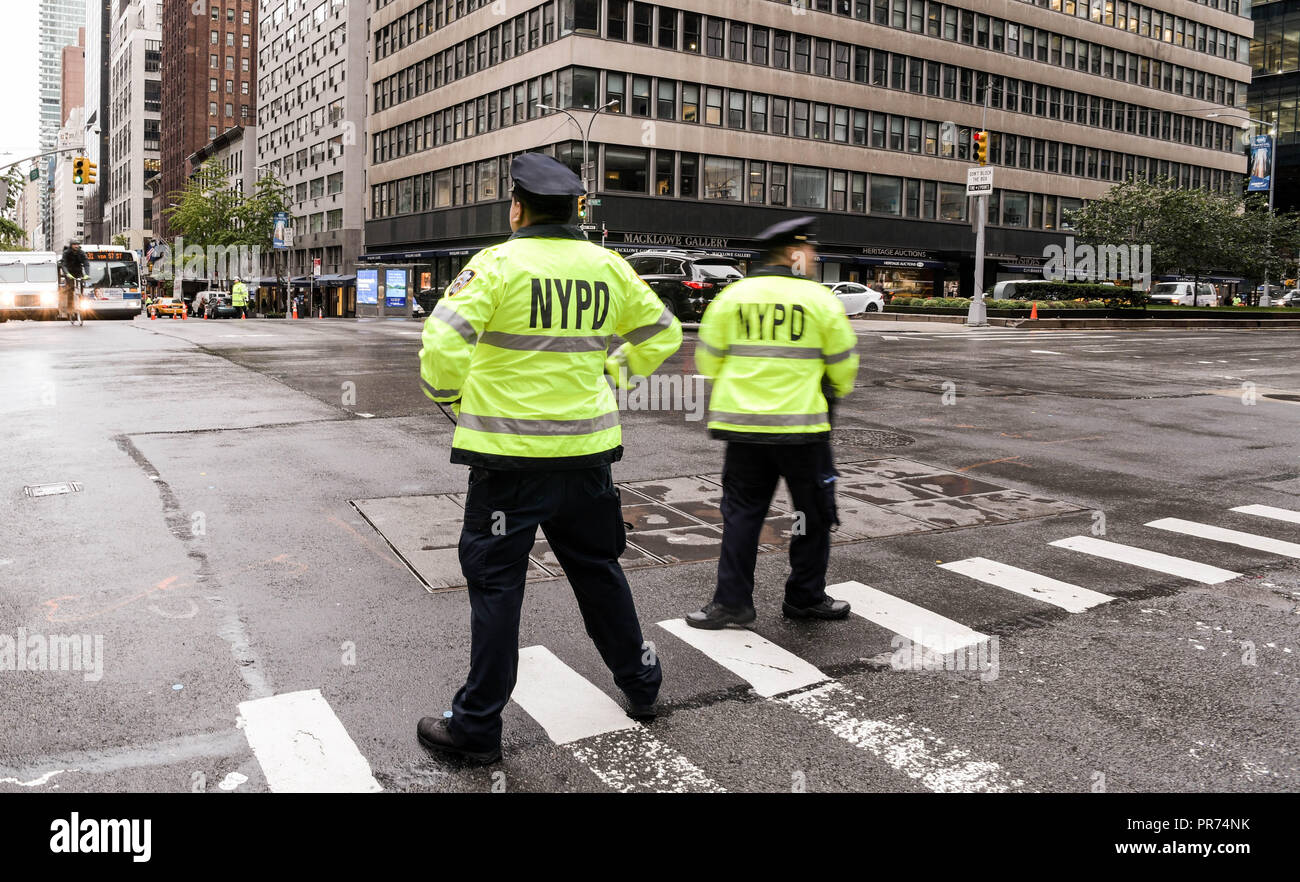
[625,699,658,722]
[416,716,501,763]
[782,598,852,620]
[685,601,757,630]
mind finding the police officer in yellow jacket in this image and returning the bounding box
[686,217,860,629]
[416,153,683,762]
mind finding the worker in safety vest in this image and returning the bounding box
[231,278,249,315]
[415,152,683,763]
[685,216,860,629]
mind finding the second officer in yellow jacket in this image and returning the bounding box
[686,217,860,629]
[416,153,682,762]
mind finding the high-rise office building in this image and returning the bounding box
[38,0,88,250]
[255,0,368,315]
[364,0,1251,296]
[157,0,258,241]
[106,0,163,250]
[83,0,113,244]
[1248,0,1300,213]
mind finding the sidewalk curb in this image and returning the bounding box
[856,313,1300,330]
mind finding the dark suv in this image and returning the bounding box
[625,250,744,321]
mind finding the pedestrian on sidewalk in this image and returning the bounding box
[684,217,861,630]
[415,153,683,763]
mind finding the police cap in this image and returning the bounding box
[510,153,585,197]
[756,216,819,251]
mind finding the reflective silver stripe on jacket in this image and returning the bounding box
[728,344,824,360]
[623,307,675,345]
[697,340,729,358]
[708,411,829,427]
[458,410,622,436]
[823,347,856,364]
[432,304,478,345]
[420,377,459,399]
[479,331,611,353]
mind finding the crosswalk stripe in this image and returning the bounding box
[656,619,827,697]
[513,646,638,744]
[655,622,1019,792]
[781,683,1022,793]
[512,646,723,793]
[1145,517,1300,560]
[238,689,382,793]
[826,581,989,654]
[1049,536,1240,584]
[1230,504,1300,526]
[939,557,1114,613]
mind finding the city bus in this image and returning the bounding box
[0,252,60,321]
[77,245,143,319]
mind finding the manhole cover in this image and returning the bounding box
[1264,393,1300,402]
[832,429,915,449]
[24,482,83,498]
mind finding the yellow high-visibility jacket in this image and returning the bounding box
[420,225,682,469]
[696,265,859,442]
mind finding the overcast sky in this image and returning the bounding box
[1,2,45,168]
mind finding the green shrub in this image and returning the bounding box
[921,298,943,308]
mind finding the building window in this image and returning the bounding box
[680,153,698,197]
[681,83,698,121]
[770,163,787,206]
[605,146,649,192]
[705,19,723,56]
[703,156,742,200]
[938,182,966,220]
[791,166,826,209]
[682,12,700,52]
[655,150,674,195]
[748,162,766,203]
[656,80,675,119]
[705,87,722,125]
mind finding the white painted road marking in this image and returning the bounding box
[1232,504,1300,526]
[512,646,638,744]
[512,646,722,792]
[238,689,382,792]
[657,619,826,696]
[782,683,1022,792]
[1030,350,1062,355]
[654,623,1019,792]
[827,581,989,654]
[940,557,1114,613]
[1145,518,1300,560]
[1049,536,1240,584]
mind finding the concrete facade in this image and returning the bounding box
[106,0,162,251]
[38,0,87,250]
[364,0,1253,297]
[255,0,368,297]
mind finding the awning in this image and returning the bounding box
[606,244,759,260]
[315,274,356,284]
[359,247,481,262]
[999,264,1049,273]
[1155,274,1246,284]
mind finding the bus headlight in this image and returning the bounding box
[40,291,57,306]
[0,292,12,307]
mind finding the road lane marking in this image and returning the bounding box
[1030,350,1062,355]
[1232,504,1300,526]
[1145,518,1300,560]
[238,689,382,793]
[1048,536,1240,584]
[513,646,639,743]
[940,558,1114,613]
[826,581,989,655]
[656,623,1019,792]
[656,619,827,697]
[513,646,722,792]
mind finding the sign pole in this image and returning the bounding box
[969,195,987,326]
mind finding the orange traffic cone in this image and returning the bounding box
[292,304,298,320]
[318,308,323,319]
[150,312,156,320]
[241,311,246,319]
[1029,301,1038,320]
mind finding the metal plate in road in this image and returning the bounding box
[24,482,83,498]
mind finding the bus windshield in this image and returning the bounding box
[27,263,58,283]
[86,258,140,288]
[0,263,24,283]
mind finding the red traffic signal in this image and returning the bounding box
[972,131,989,166]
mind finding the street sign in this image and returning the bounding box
[578,223,598,231]
[966,166,994,196]
[588,198,602,207]
[312,258,322,276]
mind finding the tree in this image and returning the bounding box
[161,158,242,247]
[233,173,292,249]
[1070,177,1300,304]
[0,166,31,251]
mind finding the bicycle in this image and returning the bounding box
[66,276,86,326]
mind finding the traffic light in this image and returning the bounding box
[84,160,97,186]
[972,131,989,166]
[72,157,86,185]
[577,194,588,221]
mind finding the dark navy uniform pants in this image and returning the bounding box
[713,440,838,610]
[449,464,662,750]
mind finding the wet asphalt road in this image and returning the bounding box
[0,313,1297,793]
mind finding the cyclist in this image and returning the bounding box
[59,241,90,326]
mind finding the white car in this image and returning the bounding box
[826,282,885,315]
[1148,282,1217,307]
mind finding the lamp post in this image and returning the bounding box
[536,99,618,229]
[1208,112,1279,305]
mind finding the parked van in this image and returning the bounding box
[1147,282,1217,307]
